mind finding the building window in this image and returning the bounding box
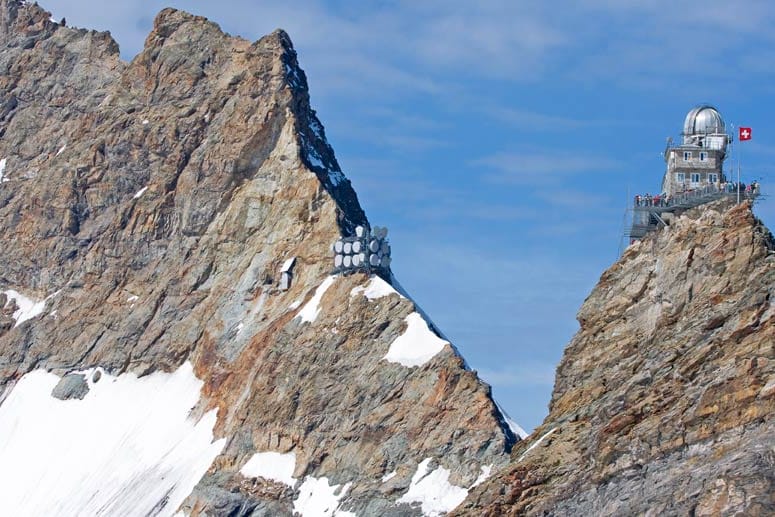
[676,172,685,183]
[683,151,692,161]
[699,152,707,161]
[708,173,718,183]
[691,173,701,184]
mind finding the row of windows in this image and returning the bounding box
[683,151,709,161]
[676,172,718,183]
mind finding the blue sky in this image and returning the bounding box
[44,0,775,432]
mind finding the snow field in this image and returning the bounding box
[0,362,225,517]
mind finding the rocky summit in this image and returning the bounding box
[0,2,518,516]
[1,2,772,517]
[458,200,775,516]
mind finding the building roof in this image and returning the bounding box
[682,105,725,140]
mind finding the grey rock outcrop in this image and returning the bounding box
[50,372,88,400]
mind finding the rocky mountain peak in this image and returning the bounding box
[0,3,515,516]
[458,199,775,515]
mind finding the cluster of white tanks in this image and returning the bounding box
[332,225,391,273]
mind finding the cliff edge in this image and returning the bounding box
[458,200,775,515]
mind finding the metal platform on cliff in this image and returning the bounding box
[627,186,761,240]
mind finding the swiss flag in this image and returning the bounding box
[739,127,752,141]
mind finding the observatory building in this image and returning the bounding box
[661,105,730,196]
[628,105,759,241]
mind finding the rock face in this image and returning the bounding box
[459,200,775,516]
[0,2,515,515]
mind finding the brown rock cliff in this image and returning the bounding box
[0,2,515,515]
[458,200,775,516]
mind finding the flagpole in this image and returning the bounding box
[737,137,741,204]
[737,126,741,204]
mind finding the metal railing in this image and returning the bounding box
[633,184,760,210]
[627,184,761,240]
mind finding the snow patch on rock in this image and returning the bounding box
[0,361,225,517]
[495,400,529,439]
[384,313,448,367]
[351,276,403,301]
[0,158,8,182]
[397,458,468,516]
[2,289,54,327]
[241,451,297,487]
[297,276,337,323]
[293,476,354,517]
[471,465,493,488]
[517,427,557,462]
[133,186,148,199]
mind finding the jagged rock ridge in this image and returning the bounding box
[0,2,517,516]
[458,200,775,516]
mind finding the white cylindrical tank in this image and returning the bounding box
[343,242,352,254]
[355,225,365,237]
[334,241,344,253]
[343,255,352,267]
[369,240,380,252]
[352,254,361,267]
[369,254,380,266]
[352,241,361,253]
[334,254,343,267]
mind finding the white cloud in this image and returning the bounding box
[473,150,621,185]
[42,0,775,98]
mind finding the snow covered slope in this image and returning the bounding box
[0,362,224,516]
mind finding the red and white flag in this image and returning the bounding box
[739,127,752,141]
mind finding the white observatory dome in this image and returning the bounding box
[682,105,725,144]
